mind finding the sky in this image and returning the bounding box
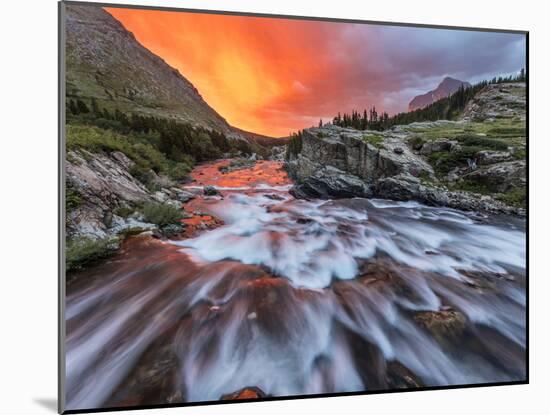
[106,8,526,137]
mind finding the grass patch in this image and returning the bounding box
[497,187,526,208]
[66,236,120,272]
[453,134,509,151]
[140,202,183,227]
[363,134,384,148]
[485,127,525,138]
[447,179,492,195]
[406,119,525,146]
[513,148,527,160]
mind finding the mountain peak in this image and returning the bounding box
[409,77,471,111]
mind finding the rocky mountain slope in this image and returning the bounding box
[287,82,526,215]
[65,4,239,137]
[409,77,471,111]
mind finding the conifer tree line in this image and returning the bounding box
[66,97,259,162]
[330,69,526,131]
[332,107,391,131]
[285,131,303,160]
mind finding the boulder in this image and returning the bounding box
[290,165,373,199]
[413,309,467,345]
[172,189,196,203]
[203,185,220,196]
[476,150,513,166]
[419,138,459,155]
[152,191,169,203]
[462,160,526,192]
[110,216,158,235]
[374,175,449,206]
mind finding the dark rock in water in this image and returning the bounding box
[203,185,220,196]
[413,309,467,345]
[296,216,315,224]
[289,165,373,199]
[386,361,424,389]
[393,147,404,154]
[151,229,163,239]
[375,174,449,206]
[375,174,524,215]
[220,387,266,400]
[161,223,185,237]
[264,193,285,201]
[174,189,196,203]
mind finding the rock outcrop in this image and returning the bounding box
[66,149,190,238]
[286,126,434,199]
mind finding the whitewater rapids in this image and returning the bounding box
[65,161,526,410]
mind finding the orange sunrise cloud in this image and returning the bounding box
[105,7,525,137]
[106,8,343,136]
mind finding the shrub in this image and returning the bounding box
[408,135,426,151]
[140,202,183,227]
[66,181,83,211]
[428,146,481,175]
[167,162,192,181]
[66,236,120,272]
[362,134,384,148]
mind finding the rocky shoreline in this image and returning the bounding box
[286,83,526,216]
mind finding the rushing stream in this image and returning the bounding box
[65,160,526,410]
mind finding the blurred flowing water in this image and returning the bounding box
[65,160,526,410]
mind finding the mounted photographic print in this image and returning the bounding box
[59,1,528,413]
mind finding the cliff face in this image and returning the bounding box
[286,83,526,215]
[286,126,434,199]
[409,77,471,111]
[65,4,238,137]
